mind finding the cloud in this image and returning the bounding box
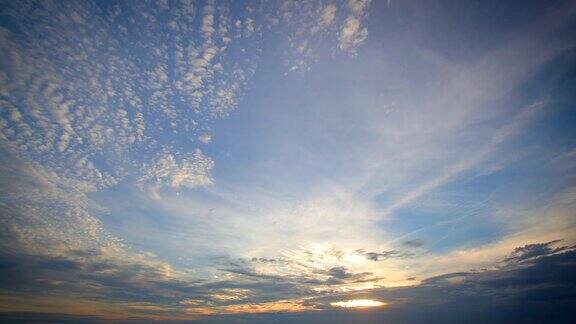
[504,240,569,263]
[198,133,212,144]
[403,240,425,248]
[287,242,576,323]
[336,0,371,54]
[0,0,575,321]
[338,17,368,54]
[278,0,373,72]
[327,266,352,279]
[139,150,214,197]
[0,0,262,200]
[361,250,413,262]
[420,272,471,286]
[347,0,371,15]
[0,241,556,322]
[0,247,191,306]
[319,4,337,28]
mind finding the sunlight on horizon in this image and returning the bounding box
[330,299,387,308]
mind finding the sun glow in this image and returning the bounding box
[330,299,387,308]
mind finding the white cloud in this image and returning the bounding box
[347,0,371,15]
[199,133,212,144]
[319,4,337,28]
[278,0,372,72]
[338,17,368,54]
[139,150,214,198]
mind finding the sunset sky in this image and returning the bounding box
[1,0,575,322]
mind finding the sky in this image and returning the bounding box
[0,0,575,322]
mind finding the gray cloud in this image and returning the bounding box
[1,236,575,322]
[403,240,425,248]
[504,240,569,263]
[359,249,415,261]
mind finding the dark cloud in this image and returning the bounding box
[251,257,279,263]
[0,312,103,323]
[320,266,376,285]
[504,240,568,263]
[327,266,350,279]
[421,272,471,286]
[219,260,380,291]
[403,240,425,248]
[0,250,316,313]
[219,268,284,281]
[360,250,414,261]
[3,241,576,322]
[0,251,206,305]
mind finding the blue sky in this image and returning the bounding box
[1,0,576,322]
